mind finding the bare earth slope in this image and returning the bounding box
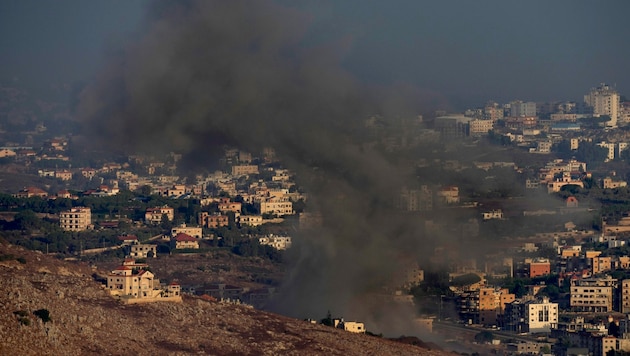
[0,243,452,355]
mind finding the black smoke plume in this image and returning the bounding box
[78,0,447,333]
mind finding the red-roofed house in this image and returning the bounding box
[118,235,138,245]
[14,186,48,198]
[172,233,199,249]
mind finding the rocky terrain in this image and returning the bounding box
[0,241,453,355]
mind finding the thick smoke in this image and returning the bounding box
[78,0,447,333]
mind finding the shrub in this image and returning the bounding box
[16,257,26,264]
[33,309,51,323]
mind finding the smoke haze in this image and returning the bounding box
[77,0,492,335]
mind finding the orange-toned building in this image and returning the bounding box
[528,259,551,278]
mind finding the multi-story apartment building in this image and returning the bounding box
[218,199,242,214]
[198,212,229,228]
[504,296,558,333]
[592,256,613,275]
[260,201,293,216]
[437,186,460,204]
[469,119,493,136]
[231,164,259,176]
[59,207,92,231]
[510,101,537,117]
[397,186,432,211]
[621,279,630,314]
[478,287,515,326]
[484,102,504,121]
[584,83,620,127]
[570,277,616,312]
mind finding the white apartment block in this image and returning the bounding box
[584,83,620,127]
[510,101,537,117]
[505,297,558,333]
[59,207,92,231]
[597,142,616,161]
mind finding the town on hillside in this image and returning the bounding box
[5,82,630,354]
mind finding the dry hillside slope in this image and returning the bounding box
[0,242,452,355]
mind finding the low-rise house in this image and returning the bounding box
[55,169,72,181]
[332,319,366,334]
[14,186,48,198]
[603,177,628,189]
[171,224,202,239]
[129,244,157,258]
[106,260,181,303]
[238,215,263,227]
[437,186,460,204]
[482,209,504,220]
[258,235,292,250]
[118,235,139,245]
[81,168,97,179]
[218,199,242,214]
[172,233,199,249]
[145,205,174,224]
[56,189,72,199]
[198,212,229,228]
[547,172,584,193]
[0,148,17,158]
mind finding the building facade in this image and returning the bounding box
[59,207,92,231]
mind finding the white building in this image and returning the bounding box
[259,235,292,250]
[505,297,558,333]
[584,83,620,127]
[510,101,537,117]
[482,209,504,220]
[597,142,616,161]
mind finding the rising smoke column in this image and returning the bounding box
[78,0,444,332]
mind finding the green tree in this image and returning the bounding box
[474,331,493,343]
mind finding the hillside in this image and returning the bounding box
[0,242,452,355]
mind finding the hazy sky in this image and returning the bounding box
[1,0,629,109]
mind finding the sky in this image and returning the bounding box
[1,0,630,109]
